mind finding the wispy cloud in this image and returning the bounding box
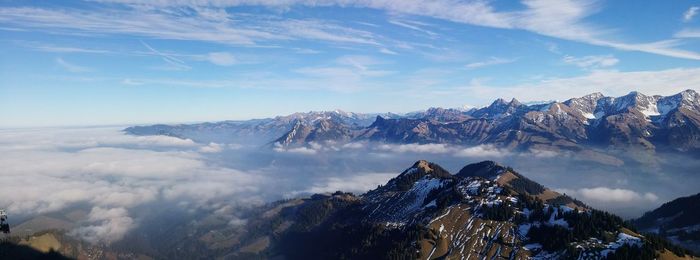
[3,1,699,61]
[448,67,700,104]
[55,57,91,72]
[24,42,113,54]
[683,6,699,22]
[465,57,517,69]
[562,54,618,69]
[75,0,700,61]
[675,28,700,38]
[140,41,191,71]
[379,48,398,55]
[388,18,438,37]
[0,6,381,49]
[202,52,237,66]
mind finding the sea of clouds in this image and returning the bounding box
[1,127,697,244]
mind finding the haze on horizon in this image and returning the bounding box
[1,0,700,127]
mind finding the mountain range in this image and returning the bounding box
[6,160,696,259]
[125,90,700,156]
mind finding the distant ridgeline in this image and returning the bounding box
[126,90,700,156]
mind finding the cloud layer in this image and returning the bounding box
[0,127,265,244]
[2,126,698,242]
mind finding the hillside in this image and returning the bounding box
[633,193,700,253]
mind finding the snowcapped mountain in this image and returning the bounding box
[208,160,694,259]
[355,89,700,154]
[125,90,700,154]
[124,110,399,145]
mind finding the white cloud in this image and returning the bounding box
[273,143,318,155]
[342,142,366,149]
[70,207,135,244]
[55,57,91,73]
[676,28,700,38]
[452,67,700,104]
[379,48,398,55]
[683,6,699,22]
[199,142,224,153]
[562,55,618,69]
[466,57,517,69]
[205,52,237,66]
[301,173,397,195]
[0,127,266,243]
[526,149,559,158]
[376,143,451,154]
[455,145,510,158]
[559,187,659,203]
[121,78,144,86]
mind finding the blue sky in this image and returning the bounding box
[1,0,700,127]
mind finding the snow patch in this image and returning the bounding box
[582,112,596,119]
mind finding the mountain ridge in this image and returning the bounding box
[124,90,700,155]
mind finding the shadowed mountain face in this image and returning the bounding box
[0,242,71,260]
[632,193,700,253]
[125,90,700,155]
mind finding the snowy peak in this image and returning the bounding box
[509,97,522,106]
[564,92,605,119]
[385,160,453,192]
[609,91,660,116]
[471,97,525,119]
[583,92,605,100]
[411,107,471,121]
[661,89,700,114]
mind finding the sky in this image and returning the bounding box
[1,0,700,127]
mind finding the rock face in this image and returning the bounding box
[632,193,700,253]
[211,160,693,259]
[125,90,700,155]
[274,117,355,146]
